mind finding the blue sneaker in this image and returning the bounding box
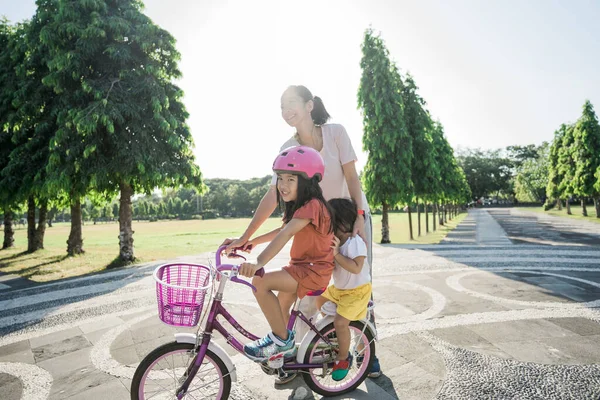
[357,355,382,378]
[244,331,296,361]
[368,356,382,378]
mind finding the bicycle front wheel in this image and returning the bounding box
[131,341,231,400]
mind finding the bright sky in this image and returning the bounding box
[2,0,599,179]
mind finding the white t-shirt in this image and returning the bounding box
[271,124,370,213]
[332,236,371,290]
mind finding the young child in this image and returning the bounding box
[238,145,335,361]
[315,198,372,381]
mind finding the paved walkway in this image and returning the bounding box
[442,209,511,246]
[1,209,600,399]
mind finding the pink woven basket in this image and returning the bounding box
[153,263,211,327]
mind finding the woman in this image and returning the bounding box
[223,85,381,381]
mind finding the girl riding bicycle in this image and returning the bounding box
[316,198,372,381]
[238,145,335,361]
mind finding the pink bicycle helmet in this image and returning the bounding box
[272,145,325,182]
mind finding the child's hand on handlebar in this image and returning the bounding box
[239,262,262,278]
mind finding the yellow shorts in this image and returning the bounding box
[322,283,372,321]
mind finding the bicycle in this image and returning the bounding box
[131,245,377,399]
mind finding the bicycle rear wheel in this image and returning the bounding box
[131,341,231,400]
[302,320,375,396]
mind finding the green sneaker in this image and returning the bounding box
[331,353,353,381]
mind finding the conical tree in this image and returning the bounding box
[431,121,456,225]
[43,0,202,262]
[557,124,576,215]
[571,101,600,217]
[546,125,566,210]
[401,73,438,238]
[358,29,413,243]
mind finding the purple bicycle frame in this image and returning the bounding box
[175,266,335,398]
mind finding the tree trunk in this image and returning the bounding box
[566,198,571,215]
[556,198,562,211]
[417,198,421,237]
[47,207,54,227]
[438,203,444,226]
[425,203,429,234]
[2,208,14,249]
[119,181,135,262]
[67,198,85,255]
[595,197,600,218]
[432,202,437,231]
[407,205,414,241]
[27,196,36,252]
[442,204,448,224]
[582,199,588,217]
[32,199,48,251]
[381,202,390,244]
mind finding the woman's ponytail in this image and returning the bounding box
[311,96,331,125]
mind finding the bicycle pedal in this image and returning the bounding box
[267,353,284,368]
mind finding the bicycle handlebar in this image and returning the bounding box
[216,264,265,292]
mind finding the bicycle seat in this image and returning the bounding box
[305,288,326,297]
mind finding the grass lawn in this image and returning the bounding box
[1,211,467,282]
[372,211,468,244]
[516,205,600,224]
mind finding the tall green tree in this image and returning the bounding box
[514,143,549,203]
[1,9,58,252]
[401,73,438,238]
[432,122,461,224]
[0,18,20,249]
[42,0,202,262]
[358,29,412,243]
[557,124,576,215]
[571,101,600,217]
[546,127,565,210]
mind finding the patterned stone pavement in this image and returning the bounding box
[1,208,600,399]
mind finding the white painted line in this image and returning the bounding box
[446,270,600,309]
[372,280,446,323]
[0,306,155,347]
[428,250,600,257]
[90,312,153,379]
[0,275,154,312]
[0,362,52,400]
[377,307,600,338]
[0,290,155,328]
[447,257,600,264]
[375,265,600,277]
[0,283,10,290]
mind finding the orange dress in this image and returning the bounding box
[282,199,334,298]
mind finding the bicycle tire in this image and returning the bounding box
[302,320,375,396]
[131,341,231,400]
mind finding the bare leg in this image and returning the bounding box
[252,270,298,340]
[315,295,328,316]
[277,291,297,326]
[334,313,351,361]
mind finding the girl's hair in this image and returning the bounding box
[277,173,334,234]
[328,198,357,234]
[289,85,331,125]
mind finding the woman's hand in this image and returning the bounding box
[352,215,367,243]
[239,262,261,278]
[330,235,341,257]
[221,236,250,254]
